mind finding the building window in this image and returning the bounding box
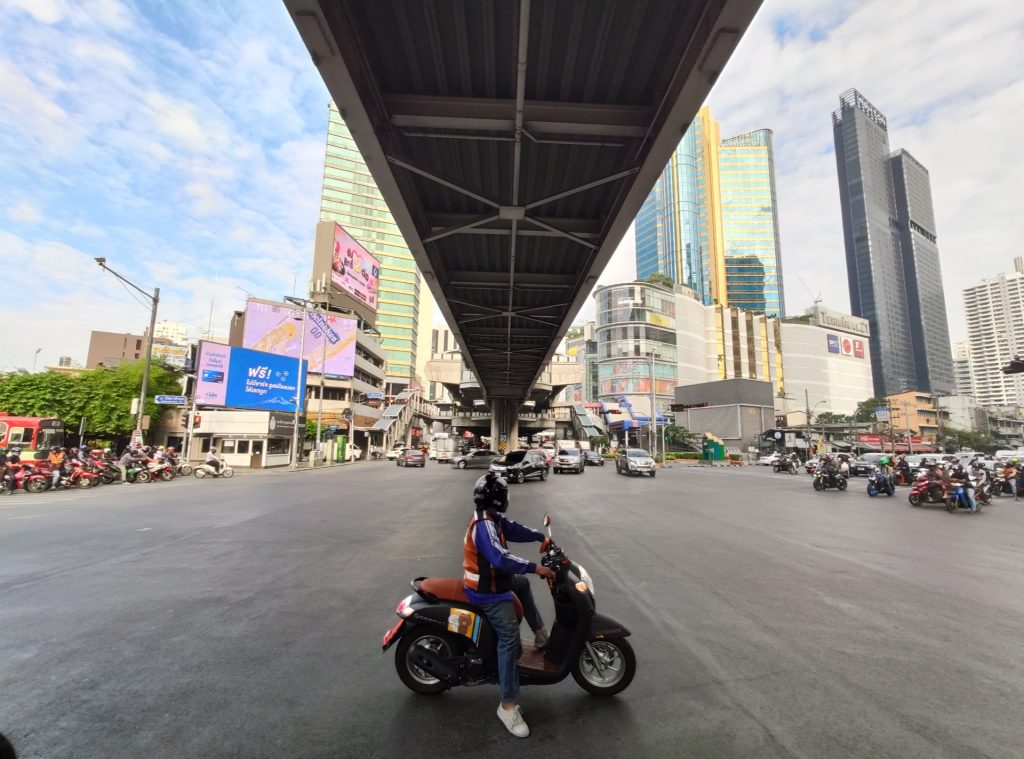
[268,438,290,455]
[221,440,236,452]
[237,441,250,454]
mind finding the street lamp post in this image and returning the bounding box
[32,348,41,373]
[95,258,159,441]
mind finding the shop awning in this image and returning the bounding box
[371,417,399,432]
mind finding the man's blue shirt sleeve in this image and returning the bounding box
[474,520,536,575]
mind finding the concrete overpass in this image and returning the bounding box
[285,0,762,440]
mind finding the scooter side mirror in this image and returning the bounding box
[543,514,551,528]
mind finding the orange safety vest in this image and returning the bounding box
[462,511,514,595]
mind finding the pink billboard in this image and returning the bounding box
[331,224,380,311]
[242,301,357,378]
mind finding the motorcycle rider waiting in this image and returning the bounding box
[47,446,66,490]
[877,455,894,487]
[116,447,135,484]
[205,448,224,475]
[463,472,555,738]
[1003,459,1019,501]
[925,462,946,503]
[948,463,978,512]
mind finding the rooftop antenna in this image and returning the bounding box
[796,273,822,306]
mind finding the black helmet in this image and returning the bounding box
[473,472,509,513]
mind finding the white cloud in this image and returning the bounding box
[5,0,65,24]
[7,200,41,222]
[702,0,1024,344]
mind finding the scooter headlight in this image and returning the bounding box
[577,564,595,595]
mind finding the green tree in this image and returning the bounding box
[854,397,890,423]
[588,434,608,450]
[642,273,675,288]
[0,362,183,437]
[664,425,696,450]
[815,412,850,425]
[565,326,584,341]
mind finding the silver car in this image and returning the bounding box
[452,449,499,469]
[615,448,657,478]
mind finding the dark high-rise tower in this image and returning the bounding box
[832,89,953,396]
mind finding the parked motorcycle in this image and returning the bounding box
[173,461,193,477]
[866,469,895,497]
[193,463,234,479]
[773,459,798,474]
[383,514,636,698]
[812,469,847,491]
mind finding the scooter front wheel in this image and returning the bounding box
[395,630,460,695]
[572,637,636,697]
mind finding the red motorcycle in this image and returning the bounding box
[60,460,102,489]
[2,462,52,494]
[908,475,946,507]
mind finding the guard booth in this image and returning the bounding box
[702,432,725,462]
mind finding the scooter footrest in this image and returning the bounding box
[517,641,558,673]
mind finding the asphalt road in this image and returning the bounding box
[2,461,1023,759]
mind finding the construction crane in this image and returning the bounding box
[796,274,822,306]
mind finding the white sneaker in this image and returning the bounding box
[496,704,530,738]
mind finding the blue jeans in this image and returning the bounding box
[963,487,978,511]
[477,599,520,703]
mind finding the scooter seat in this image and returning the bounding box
[419,578,524,621]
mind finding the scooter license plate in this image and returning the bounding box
[381,620,405,651]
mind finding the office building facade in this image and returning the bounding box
[635,107,784,316]
[963,265,1024,407]
[319,102,428,393]
[832,88,954,396]
[594,282,784,419]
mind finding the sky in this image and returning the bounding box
[2,0,1022,371]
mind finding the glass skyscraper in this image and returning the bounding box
[319,102,425,391]
[635,107,784,317]
[833,89,953,396]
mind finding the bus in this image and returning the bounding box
[0,414,65,460]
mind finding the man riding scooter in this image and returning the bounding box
[463,473,555,738]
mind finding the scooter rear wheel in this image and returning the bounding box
[395,630,461,695]
[572,637,636,696]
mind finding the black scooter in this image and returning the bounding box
[382,514,636,697]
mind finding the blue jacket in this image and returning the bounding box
[464,510,544,604]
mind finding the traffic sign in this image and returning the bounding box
[156,395,187,405]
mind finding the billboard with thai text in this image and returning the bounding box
[242,300,357,378]
[195,341,307,412]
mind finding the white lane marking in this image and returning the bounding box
[137,528,152,532]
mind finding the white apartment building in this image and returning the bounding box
[780,305,874,418]
[153,321,189,344]
[963,263,1024,407]
[952,341,973,396]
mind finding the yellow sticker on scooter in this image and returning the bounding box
[447,608,480,642]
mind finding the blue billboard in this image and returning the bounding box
[196,341,307,412]
[826,334,841,354]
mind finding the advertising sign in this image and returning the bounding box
[826,334,840,354]
[152,343,190,368]
[330,224,380,311]
[242,300,356,378]
[195,341,307,413]
[853,340,865,359]
[840,336,854,356]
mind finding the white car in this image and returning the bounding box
[758,453,783,466]
[386,444,406,460]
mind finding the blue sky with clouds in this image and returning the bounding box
[3,0,1023,371]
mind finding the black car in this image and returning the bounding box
[489,449,549,483]
[553,448,586,474]
[584,450,605,467]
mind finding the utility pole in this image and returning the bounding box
[95,258,159,442]
[805,389,812,456]
[903,400,914,455]
[284,297,311,470]
[934,394,945,452]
